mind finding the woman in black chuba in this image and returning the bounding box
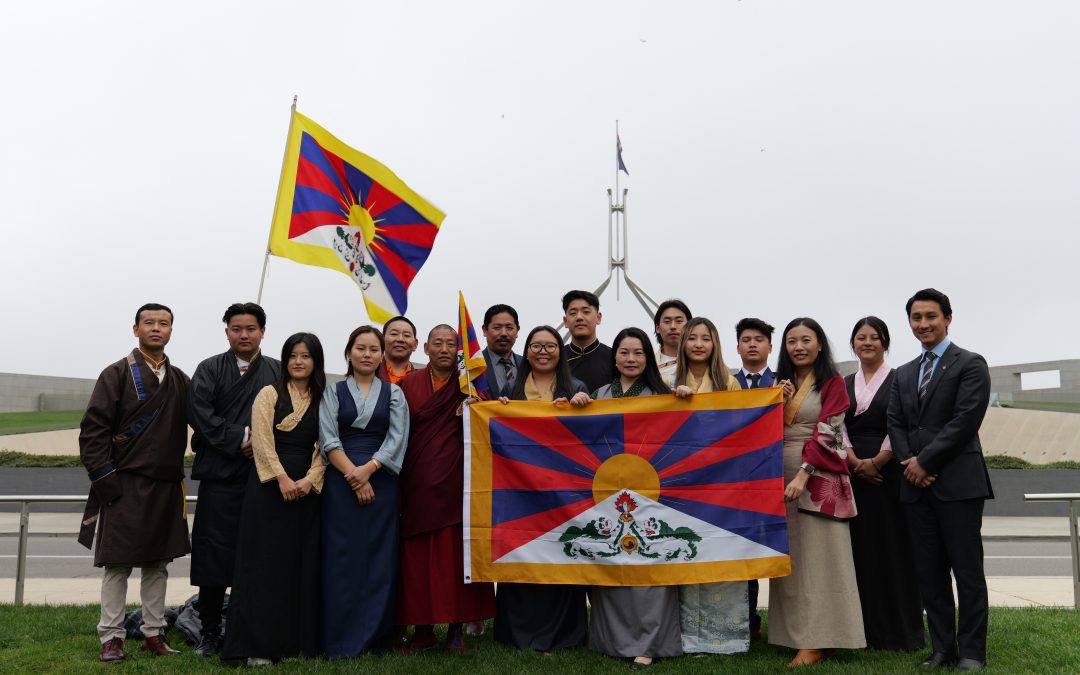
[493,325,591,655]
[222,333,326,665]
[842,316,926,651]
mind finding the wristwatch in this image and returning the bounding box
[800,462,816,476]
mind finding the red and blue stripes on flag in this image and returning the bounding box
[457,292,489,396]
[465,388,791,586]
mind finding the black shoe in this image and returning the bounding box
[920,653,957,668]
[194,632,222,657]
[954,659,986,672]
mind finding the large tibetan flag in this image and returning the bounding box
[463,388,790,586]
[269,110,445,323]
[457,292,489,397]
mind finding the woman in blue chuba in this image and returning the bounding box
[318,326,409,657]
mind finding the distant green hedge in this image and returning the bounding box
[0,451,195,468]
[984,454,1080,470]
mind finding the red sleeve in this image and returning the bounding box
[801,375,851,474]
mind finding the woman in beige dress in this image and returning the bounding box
[770,318,865,667]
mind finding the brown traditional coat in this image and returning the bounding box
[78,350,191,566]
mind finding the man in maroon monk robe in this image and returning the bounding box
[397,324,495,653]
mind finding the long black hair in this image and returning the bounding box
[775,317,838,392]
[610,327,671,394]
[508,326,582,400]
[276,332,326,411]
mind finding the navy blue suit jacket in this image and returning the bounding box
[887,342,994,503]
[733,367,776,389]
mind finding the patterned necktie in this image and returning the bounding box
[748,373,762,389]
[919,352,937,399]
[500,357,515,387]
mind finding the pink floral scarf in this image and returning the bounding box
[792,375,857,521]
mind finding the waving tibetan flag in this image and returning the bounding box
[463,388,790,586]
[457,292,489,397]
[269,110,445,323]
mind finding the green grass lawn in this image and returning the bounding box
[0,606,1076,674]
[0,410,83,435]
[1000,400,1080,414]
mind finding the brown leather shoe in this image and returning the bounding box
[100,637,125,663]
[141,634,179,656]
[787,649,826,668]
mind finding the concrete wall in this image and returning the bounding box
[0,373,96,413]
[989,359,1080,403]
[980,407,1080,464]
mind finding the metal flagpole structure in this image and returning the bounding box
[256,95,299,305]
[572,121,660,327]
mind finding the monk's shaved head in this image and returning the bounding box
[427,324,457,342]
[425,324,458,376]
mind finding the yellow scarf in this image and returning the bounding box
[275,382,312,432]
[784,371,816,426]
[685,370,715,394]
[523,373,555,402]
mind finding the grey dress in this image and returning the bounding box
[588,383,683,659]
[767,388,866,649]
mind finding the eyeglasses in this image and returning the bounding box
[528,343,559,354]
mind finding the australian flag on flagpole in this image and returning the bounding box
[617,131,629,175]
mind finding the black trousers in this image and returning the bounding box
[198,585,227,635]
[748,580,760,631]
[905,493,987,661]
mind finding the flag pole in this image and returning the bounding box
[615,120,620,198]
[257,94,299,305]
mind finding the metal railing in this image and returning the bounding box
[1,495,198,605]
[4,494,1079,608]
[1024,493,1080,609]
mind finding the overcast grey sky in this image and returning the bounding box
[1,1,1077,379]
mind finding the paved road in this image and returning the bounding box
[0,538,191,578]
[0,537,1071,579]
[983,539,1073,576]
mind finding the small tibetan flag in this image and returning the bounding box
[457,292,489,397]
[269,110,445,323]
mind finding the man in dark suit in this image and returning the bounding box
[481,304,523,398]
[732,317,776,640]
[733,317,776,390]
[887,288,992,672]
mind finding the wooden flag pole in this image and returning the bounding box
[257,94,299,305]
